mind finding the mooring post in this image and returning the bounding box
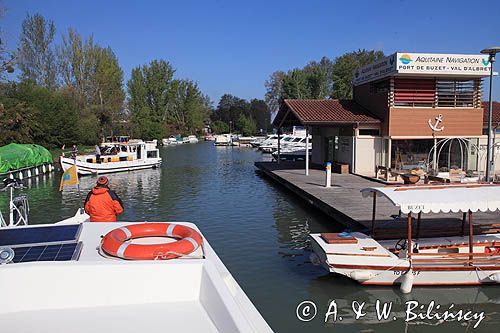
[325,162,331,188]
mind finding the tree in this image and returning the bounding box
[58,28,99,107]
[211,120,229,134]
[58,28,125,139]
[211,94,249,126]
[236,114,257,136]
[0,81,79,146]
[0,6,15,79]
[91,47,125,135]
[18,13,57,89]
[127,59,175,140]
[264,70,285,113]
[331,49,385,99]
[249,99,270,133]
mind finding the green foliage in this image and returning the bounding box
[331,49,385,99]
[211,120,229,134]
[249,99,270,133]
[265,50,385,108]
[211,94,270,134]
[127,60,210,139]
[0,82,79,146]
[18,13,57,89]
[236,115,257,136]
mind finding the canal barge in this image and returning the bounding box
[309,183,500,292]
[60,139,161,175]
[0,214,272,332]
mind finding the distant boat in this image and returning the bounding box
[214,134,238,146]
[204,133,215,141]
[182,135,199,144]
[60,139,161,175]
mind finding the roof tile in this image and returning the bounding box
[276,99,380,126]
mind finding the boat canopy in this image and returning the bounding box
[0,143,52,174]
[361,184,500,214]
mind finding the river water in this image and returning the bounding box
[1,142,499,332]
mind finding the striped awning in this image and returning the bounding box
[361,184,500,214]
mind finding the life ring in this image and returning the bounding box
[101,223,203,260]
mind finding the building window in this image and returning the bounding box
[393,78,481,108]
[359,128,380,136]
[436,80,475,107]
[370,79,389,94]
[394,78,435,107]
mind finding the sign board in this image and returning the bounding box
[353,52,492,86]
[353,54,396,86]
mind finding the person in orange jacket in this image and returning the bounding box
[84,176,124,222]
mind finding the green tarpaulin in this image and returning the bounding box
[0,143,53,174]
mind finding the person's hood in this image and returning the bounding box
[92,186,109,195]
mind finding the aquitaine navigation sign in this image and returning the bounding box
[353,52,493,86]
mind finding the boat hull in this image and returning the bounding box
[310,232,500,287]
[60,157,161,175]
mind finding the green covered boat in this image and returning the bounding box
[0,143,53,174]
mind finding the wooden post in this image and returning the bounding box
[461,212,466,237]
[371,192,377,236]
[416,212,421,239]
[407,212,412,258]
[468,210,473,265]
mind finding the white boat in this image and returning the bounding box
[214,134,237,146]
[180,135,199,144]
[309,183,500,292]
[61,139,161,175]
[260,135,310,153]
[0,209,272,332]
[271,147,311,161]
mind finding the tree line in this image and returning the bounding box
[1,12,250,147]
[264,49,385,112]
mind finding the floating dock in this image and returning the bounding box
[255,161,499,234]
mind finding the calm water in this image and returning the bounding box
[1,142,499,332]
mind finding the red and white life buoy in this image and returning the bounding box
[101,223,203,260]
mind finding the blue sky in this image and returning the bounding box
[2,0,499,103]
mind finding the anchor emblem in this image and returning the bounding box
[428,114,444,132]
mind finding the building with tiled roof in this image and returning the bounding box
[272,52,494,177]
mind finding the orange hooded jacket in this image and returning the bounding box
[84,186,124,222]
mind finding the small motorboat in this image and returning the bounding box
[309,183,500,293]
[60,139,161,175]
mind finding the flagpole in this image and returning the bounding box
[74,160,83,214]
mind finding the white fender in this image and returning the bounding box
[400,269,414,294]
[350,271,373,282]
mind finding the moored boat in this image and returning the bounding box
[60,139,161,175]
[309,183,500,292]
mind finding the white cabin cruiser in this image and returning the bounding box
[310,183,500,293]
[0,211,273,332]
[60,139,161,175]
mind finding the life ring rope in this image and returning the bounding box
[101,223,204,260]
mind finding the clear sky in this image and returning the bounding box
[2,0,499,103]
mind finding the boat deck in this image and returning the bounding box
[255,161,500,234]
[1,301,218,333]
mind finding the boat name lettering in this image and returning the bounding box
[406,204,425,211]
